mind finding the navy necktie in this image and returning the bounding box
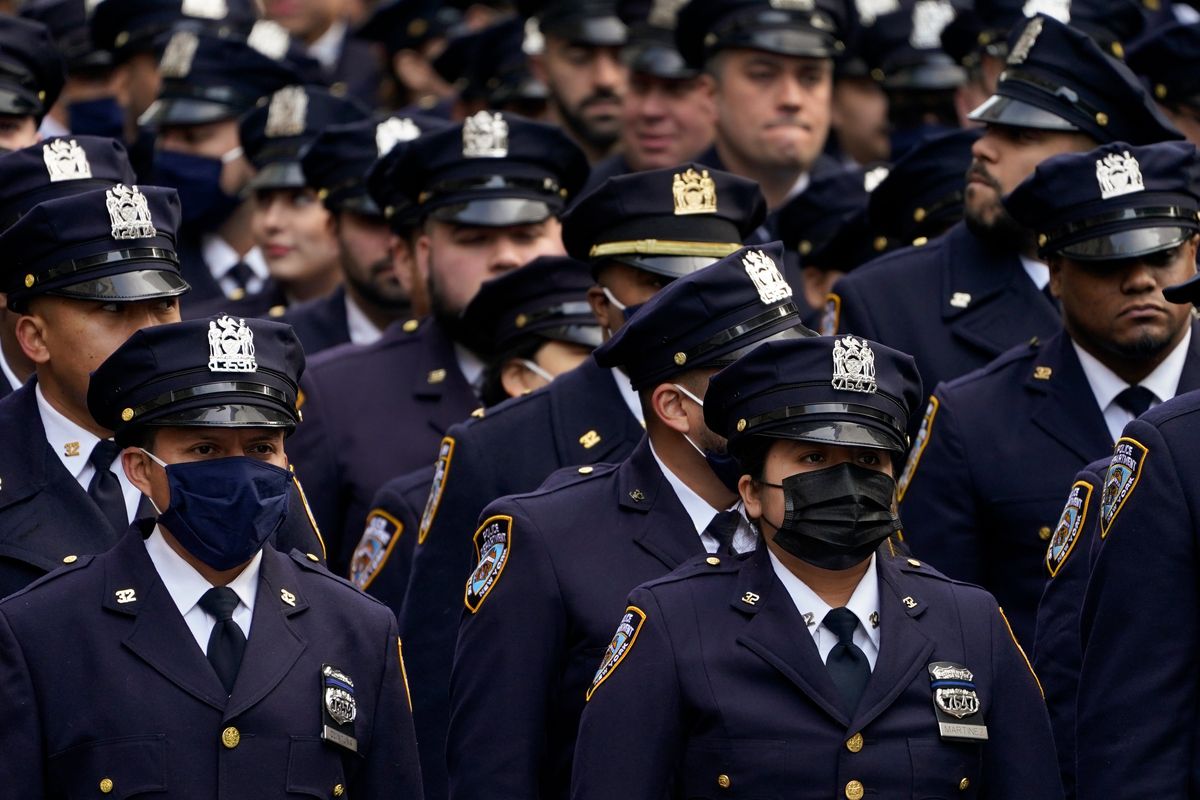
[1114,385,1157,418]
[87,440,128,535]
[824,607,870,715]
[198,587,247,694]
[228,261,255,292]
[704,510,741,555]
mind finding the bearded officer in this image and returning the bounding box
[572,334,1064,800]
[0,315,421,797]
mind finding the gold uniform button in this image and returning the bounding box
[307,553,320,562]
[268,305,287,318]
[907,558,921,567]
[334,784,346,797]
[221,726,240,748]
[846,732,864,753]
[402,319,420,333]
[1038,526,1052,541]
[959,777,970,791]
[99,777,114,793]
[845,779,865,800]
[706,556,721,566]
[577,466,594,475]
[717,774,731,789]
[62,555,78,564]
[229,287,246,301]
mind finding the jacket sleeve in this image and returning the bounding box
[0,609,45,795]
[829,273,880,340]
[357,611,423,800]
[287,371,350,569]
[571,588,684,800]
[350,470,429,612]
[447,497,565,800]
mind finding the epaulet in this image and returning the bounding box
[288,549,381,599]
[461,381,553,426]
[892,553,979,588]
[537,461,621,493]
[641,552,744,590]
[0,555,95,603]
[939,336,1043,391]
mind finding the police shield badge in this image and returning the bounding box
[1100,437,1148,539]
[1046,481,1092,578]
[350,510,402,591]
[927,662,988,742]
[320,664,358,752]
[587,605,647,701]
[464,515,512,613]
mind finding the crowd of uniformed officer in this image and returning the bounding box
[0,0,1199,796]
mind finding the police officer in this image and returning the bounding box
[263,0,384,106]
[1127,21,1200,146]
[0,15,66,151]
[287,110,588,558]
[431,17,550,122]
[572,334,1064,800]
[392,162,765,800]
[448,243,809,800]
[284,114,444,355]
[829,14,1183,394]
[0,315,421,797]
[899,140,1200,646]
[354,0,460,114]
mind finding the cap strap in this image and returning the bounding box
[1043,206,1200,245]
[31,247,180,288]
[589,239,742,259]
[740,401,904,437]
[682,303,800,364]
[126,380,292,422]
[999,69,1105,125]
[419,175,564,204]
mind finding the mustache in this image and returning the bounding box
[966,161,1003,193]
[579,89,622,110]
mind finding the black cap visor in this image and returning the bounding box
[149,402,297,428]
[1053,225,1198,262]
[623,42,695,80]
[535,322,604,350]
[429,197,556,227]
[139,96,240,128]
[882,61,967,92]
[0,86,42,117]
[608,253,726,278]
[247,161,308,191]
[968,94,1079,132]
[544,15,628,48]
[713,25,838,61]
[753,417,905,452]
[1163,272,1200,304]
[49,268,191,303]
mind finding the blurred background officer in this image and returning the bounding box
[143,24,313,308]
[355,0,460,114]
[899,141,1200,649]
[0,316,422,798]
[824,10,889,169]
[939,0,1018,128]
[262,0,384,105]
[585,0,716,188]
[430,16,551,122]
[392,162,765,800]
[194,84,369,320]
[1127,21,1200,147]
[449,243,810,800]
[288,111,587,559]
[830,14,1183,396]
[522,0,629,164]
[572,334,1063,800]
[675,0,845,213]
[285,114,442,355]
[0,180,187,596]
[0,15,65,151]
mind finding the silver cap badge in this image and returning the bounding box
[832,335,878,394]
[462,111,509,158]
[1007,16,1043,64]
[106,184,156,240]
[648,0,687,27]
[1022,0,1070,23]
[159,30,198,79]
[863,165,890,193]
[1096,150,1144,200]
[769,0,814,9]
[182,0,227,19]
[855,0,900,26]
[43,139,93,182]
[673,168,717,215]
[265,86,309,138]
[909,0,956,50]
[376,117,421,155]
[248,20,291,61]
[207,314,257,373]
[742,250,793,305]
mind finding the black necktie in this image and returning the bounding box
[87,440,128,534]
[704,510,742,555]
[1041,282,1058,308]
[228,261,255,292]
[198,587,247,694]
[1114,385,1157,418]
[824,607,871,715]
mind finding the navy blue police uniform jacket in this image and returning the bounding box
[0,380,329,598]
[176,233,228,310]
[898,324,1200,645]
[183,278,291,323]
[571,545,1064,800]
[0,367,14,401]
[1075,390,1200,799]
[288,316,479,573]
[0,526,422,798]
[280,284,355,357]
[347,463,433,608]
[828,221,1062,399]
[1032,456,1108,800]
[394,356,645,800]
[447,436,714,800]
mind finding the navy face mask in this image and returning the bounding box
[144,451,291,571]
[68,97,125,140]
[152,149,242,231]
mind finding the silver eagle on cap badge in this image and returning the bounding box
[742,250,793,305]
[43,139,93,182]
[208,314,257,373]
[832,336,878,394]
[106,184,156,240]
[462,111,509,158]
[1096,151,1144,200]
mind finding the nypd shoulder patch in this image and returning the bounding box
[820,293,841,336]
[587,605,647,701]
[418,436,455,544]
[1100,437,1148,539]
[897,396,939,502]
[349,509,403,590]
[464,515,512,613]
[1045,481,1092,578]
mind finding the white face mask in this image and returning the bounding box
[601,285,627,311]
[220,145,244,164]
[139,447,167,514]
[672,383,708,457]
[519,358,555,383]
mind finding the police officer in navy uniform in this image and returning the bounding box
[0,15,66,152]
[392,162,765,800]
[899,140,1200,647]
[448,243,810,800]
[0,315,421,797]
[287,111,589,560]
[1127,20,1200,147]
[572,334,1064,800]
[828,14,1183,395]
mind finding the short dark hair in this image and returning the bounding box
[115,424,158,451]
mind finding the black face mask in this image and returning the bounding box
[761,462,900,571]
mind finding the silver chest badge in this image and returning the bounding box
[742,249,793,305]
[909,0,956,50]
[323,666,357,725]
[928,662,988,741]
[266,86,308,138]
[1096,150,1144,200]
[159,30,198,79]
[462,111,509,158]
[106,184,156,240]
[832,336,878,394]
[43,139,93,182]
[1007,16,1043,64]
[207,314,257,373]
[376,117,421,155]
[182,0,227,19]
[248,20,291,60]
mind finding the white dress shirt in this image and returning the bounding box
[1073,327,1190,441]
[0,342,23,391]
[769,550,881,670]
[36,385,141,524]
[144,526,262,655]
[344,294,384,345]
[1020,255,1050,291]
[454,343,487,394]
[201,234,269,298]
[610,368,646,426]
[648,441,757,554]
[307,19,347,71]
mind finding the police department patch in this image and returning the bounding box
[418,437,455,544]
[1100,437,1148,539]
[1046,481,1092,578]
[464,515,512,613]
[897,396,939,502]
[587,605,647,701]
[349,509,402,590]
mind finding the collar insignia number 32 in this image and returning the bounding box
[742,250,792,305]
[462,111,509,158]
[43,139,92,182]
[1095,151,1144,200]
[106,184,156,240]
[928,662,988,742]
[672,168,717,215]
[321,664,359,753]
[207,314,257,373]
[832,336,878,394]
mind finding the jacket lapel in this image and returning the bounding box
[621,438,707,569]
[1173,319,1200,395]
[549,359,645,464]
[411,320,479,436]
[1029,332,1113,460]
